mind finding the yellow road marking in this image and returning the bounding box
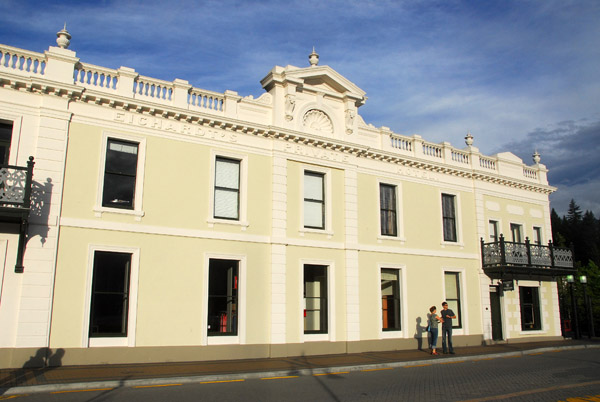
[458,379,600,402]
[134,384,182,388]
[503,355,521,358]
[261,376,299,380]
[441,361,465,364]
[313,372,349,376]
[200,379,245,384]
[474,358,495,361]
[0,396,28,400]
[362,367,394,372]
[51,388,113,394]
[404,364,431,368]
[527,352,543,356]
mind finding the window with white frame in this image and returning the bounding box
[214,157,241,220]
[442,194,457,242]
[102,139,139,210]
[519,286,541,331]
[533,226,542,245]
[489,220,499,242]
[510,223,523,243]
[381,268,401,331]
[304,264,328,334]
[89,251,132,338]
[444,272,462,328]
[0,121,12,165]
[304,171,325,229]
[380,184,397,236]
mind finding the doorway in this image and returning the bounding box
[489,285,503,341]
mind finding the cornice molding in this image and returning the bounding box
[0,75,554,195]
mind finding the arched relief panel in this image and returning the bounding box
[295,102,339,138]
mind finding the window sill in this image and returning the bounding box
[89,337,129,347]
[519,330,546,335]
[303,333,329,342]
[207,218,249,230]
[207,335,240,345]
[94,206,145,221]
[299,228,334,239]
[440,241,464,248]
[381,330,403,339]
[377,235,406,244]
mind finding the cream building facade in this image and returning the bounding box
[0,29,574,368]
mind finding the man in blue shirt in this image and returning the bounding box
[440,301,456,354]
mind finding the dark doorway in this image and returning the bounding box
[490,285,503,341]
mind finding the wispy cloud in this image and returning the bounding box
[1,0,598,214]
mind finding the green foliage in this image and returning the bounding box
[553,201,600,337]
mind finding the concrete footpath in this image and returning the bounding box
[1,339,598,395]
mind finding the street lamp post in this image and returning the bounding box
[580,276,593,338]
[567,275,580,339]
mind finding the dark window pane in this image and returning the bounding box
[102,139,138,209]
[380,184,397,236]
[89,251,131,337]
[442,194,457,242]
[520,287,541,330]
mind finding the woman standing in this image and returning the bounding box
[429,306,442,355]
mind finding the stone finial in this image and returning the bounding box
[533,151,541,164]
[309,47,319,67]
[465,131,474,146]
[56,23,71,49]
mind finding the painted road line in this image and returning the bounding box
[51,388,113,394]
[0,396,28,400]
[200,379,245,384]
[473,358,495,361]
[404,364,431,368]
[362,367,394,372]
[441,361,465,365]
[261,376,299,380]
[313,372,349,376]
[527,352,544,356]
[134,384,182,388]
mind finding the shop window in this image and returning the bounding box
[89,251,132,337]
[304,264,328,334]
[520,286,541,331]
[381,268,401,331]
[444,272,462,328]
[207,259,239,336]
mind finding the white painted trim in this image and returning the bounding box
[94,131,147,221]
[83,245,140,348]
[441,267,468,336]
[376,179,406,243]
[300,165,332,235]
[208,149,249,228]
[377,263,407,339]
[202,253,247,346]
[300,259,335,342]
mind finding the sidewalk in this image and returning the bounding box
[1,339,598,395]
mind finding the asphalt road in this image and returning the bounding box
[6,348,600,402]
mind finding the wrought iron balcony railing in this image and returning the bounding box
[481,234,575,279]
[0,156,35,272]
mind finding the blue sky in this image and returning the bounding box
[1,0,598,217]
